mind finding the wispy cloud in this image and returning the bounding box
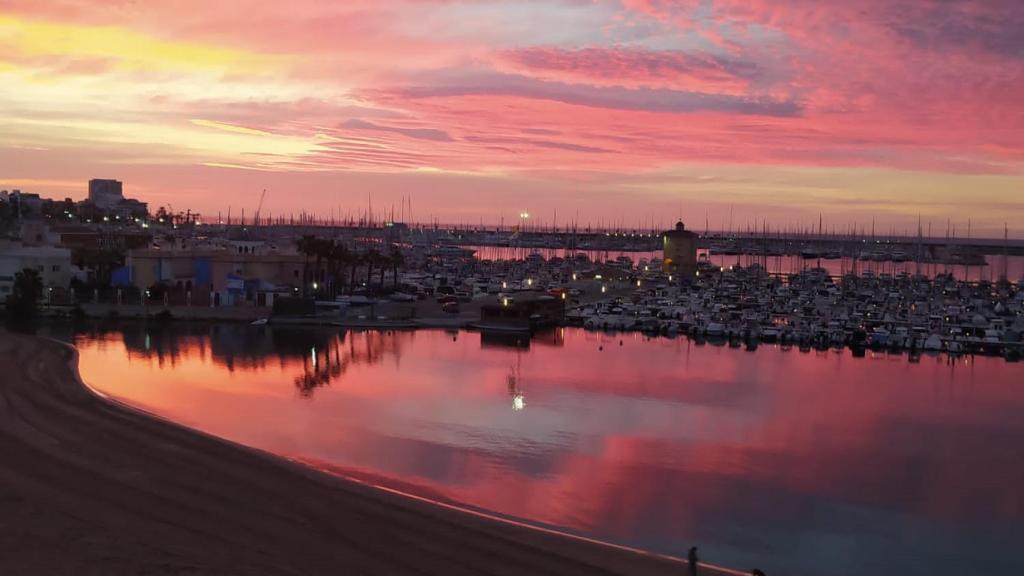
[0,0,1021,231]
[341,118,454,142]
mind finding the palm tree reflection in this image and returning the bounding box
[80,323,411,398]
[294,329,411,398]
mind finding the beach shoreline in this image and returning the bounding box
[0,330,740,576]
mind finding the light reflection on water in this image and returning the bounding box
[73,325,1024,576]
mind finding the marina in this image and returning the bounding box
[4,2,1024,575]
[339,235,1024,361]
[36,225,1024,361]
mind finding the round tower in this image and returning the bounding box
[662,221,697,277]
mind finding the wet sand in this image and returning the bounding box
[0,332,738,576]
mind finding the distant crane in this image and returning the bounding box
[254,188,267,226]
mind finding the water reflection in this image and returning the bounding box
[292,329,413,397]
[72,325,1024,576]
[69,323,422,398]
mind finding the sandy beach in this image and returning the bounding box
[0,331,737,576]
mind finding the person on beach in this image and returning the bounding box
[688,546,699,576]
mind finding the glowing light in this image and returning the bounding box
[512,394,526,411]
[312,281,318,290]
[601,285,607,293]
[595,274,602,280]
[572,273,577,281]
[527,278,533,286]
[636,280,642,287]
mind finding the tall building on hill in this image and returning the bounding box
[88,179,124,210]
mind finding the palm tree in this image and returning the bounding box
[313,237,332,291]
[296,235,317,295]
[388,244,404,290]
[348,250,361,294]
[328,242,352,298]
[378,252,389,290]
[364,248,380,292]
[5,268,44,330]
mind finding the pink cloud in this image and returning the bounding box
[495,46,760,94]
[0,0,1022,229]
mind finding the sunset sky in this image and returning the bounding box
[2,1,1022,235]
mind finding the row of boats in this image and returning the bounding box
[568,264,1024,360]
[399,243,1021,360]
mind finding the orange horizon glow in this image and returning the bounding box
[2,2,1023,236]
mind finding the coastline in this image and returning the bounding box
[0,331,740,576]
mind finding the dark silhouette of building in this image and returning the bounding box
[663,221,698,277]
[88,179,124,210]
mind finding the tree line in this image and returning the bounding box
[295,235,405,298]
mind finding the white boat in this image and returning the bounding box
[705,322,726,337]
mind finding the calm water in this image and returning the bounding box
[73,325,1024,576]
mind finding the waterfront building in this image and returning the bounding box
[126,245,305,306]
[662,221,698,277]
[0,240,73,302]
